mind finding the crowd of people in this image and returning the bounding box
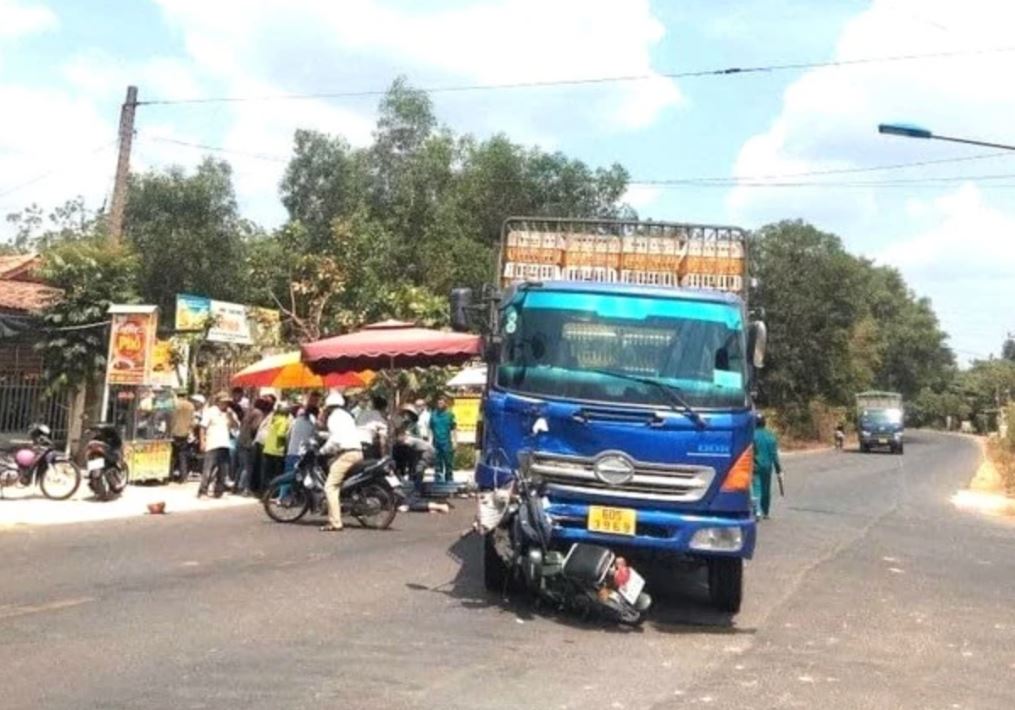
[168,387,459,501]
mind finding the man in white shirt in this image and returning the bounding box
[320,392,363,532]
[198,391,240,498]
[415,398,432,444]
[356,394,389,458]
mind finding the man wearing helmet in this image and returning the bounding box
[319,392,362,532]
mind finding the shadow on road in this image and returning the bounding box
[405,534,754,635]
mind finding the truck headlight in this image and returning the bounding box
[861,430,871,437]
[893,432,902,439]
[690,527,743,552]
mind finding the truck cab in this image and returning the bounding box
[856,391,905,454]
[454,218,767,613]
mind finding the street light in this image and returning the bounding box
[878,123,1015,152]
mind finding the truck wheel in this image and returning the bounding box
[483,531,510,593]
[896,443,904,455]
[859,443,868,454]
[708,557,743,614]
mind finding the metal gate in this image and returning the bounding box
[0,341,70,446]
[0,376,70,444]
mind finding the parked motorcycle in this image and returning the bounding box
[0,423,81,500]
[262,439,403,529]
[83,423,129,501]
[476,451,652,626]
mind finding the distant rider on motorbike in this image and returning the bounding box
[320,392,363,532]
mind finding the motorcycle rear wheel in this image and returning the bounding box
[262,481,310,523]
[89,472,114,501]
[352,483,397,529]
[40,459,81,500]
[109,464,129,494]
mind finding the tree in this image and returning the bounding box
[1002,337,1015,362]
[5,198,106,252]
[751,221,866,419]
[36,240,140,391]
[125,158,255,315]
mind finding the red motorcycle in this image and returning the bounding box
[0,424,81,500]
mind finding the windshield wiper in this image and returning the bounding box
[587,369,706,428]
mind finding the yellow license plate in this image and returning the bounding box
[588,506,637,536]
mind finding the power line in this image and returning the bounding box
[137,45,1015,106]
[635,151,1015,184]
[141,136,290,163]
[138,132,1015,189]
[0,139,119,199]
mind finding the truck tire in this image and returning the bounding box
[896,443,904,455]
[859,443,869,454]
[708,557,743,614]
[483,531,510,593]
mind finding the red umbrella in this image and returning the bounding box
[301,320,483,374]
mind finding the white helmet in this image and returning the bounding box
[190,394,206,405]
[324,392,346,409]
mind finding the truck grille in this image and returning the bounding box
[531,451,716,503]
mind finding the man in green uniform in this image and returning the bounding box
[752,414,782,520]
[429,396,457,484]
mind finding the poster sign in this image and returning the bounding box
[149,339,190,389]
[106,306,158,386]
[175,294,211,331]
[124,439,173,482]
[209,300,251,344]
[452,395,481,445]
[174,294,278,346]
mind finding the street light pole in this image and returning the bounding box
[878,123,1015,152]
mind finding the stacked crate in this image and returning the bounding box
[619,233,686,287]
[502,230,563,286]
[679,234,745,293]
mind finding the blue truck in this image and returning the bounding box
[856,391,905,454]
[451,217,768,613]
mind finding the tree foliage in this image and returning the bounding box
[36,240,139,391]
[752,220,955,432]
[125,158,255,315]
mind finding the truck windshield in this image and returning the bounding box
[496,289,748,409]
[861,409,903,426]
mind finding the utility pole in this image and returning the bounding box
[108,85,138,245]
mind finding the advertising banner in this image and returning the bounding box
[208,300,252,344]
[175,294,278,346]
[175,294,211,331]
[106,307,158,386]
[452,395,481,445]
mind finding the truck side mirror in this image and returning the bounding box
[749,321,767,369]
[483,335,502,364]
[450,288,473,332]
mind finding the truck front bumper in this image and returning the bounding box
[545,500,756,559]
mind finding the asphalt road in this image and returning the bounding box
[1,431,1013,710]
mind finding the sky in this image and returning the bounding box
[1,0,1014,364]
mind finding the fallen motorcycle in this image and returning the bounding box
[476,451,652,626]
[0,423,81,500]
[83,423,129,501]
[262,439,403,529]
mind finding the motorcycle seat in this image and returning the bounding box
[346,456,391,478]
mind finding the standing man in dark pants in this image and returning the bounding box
[429,396,457,484]
[752,414,783,520]
[198,392,239,499]
[170,390,195,482]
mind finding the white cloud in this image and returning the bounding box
[149,0,681,226]
[726,0,1015,359]
[0,85,115,219]
[0,0,56,39]
[623,184,662,211]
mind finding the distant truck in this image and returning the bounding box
[856,391,904,454]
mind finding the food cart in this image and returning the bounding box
[101,305,175,483]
